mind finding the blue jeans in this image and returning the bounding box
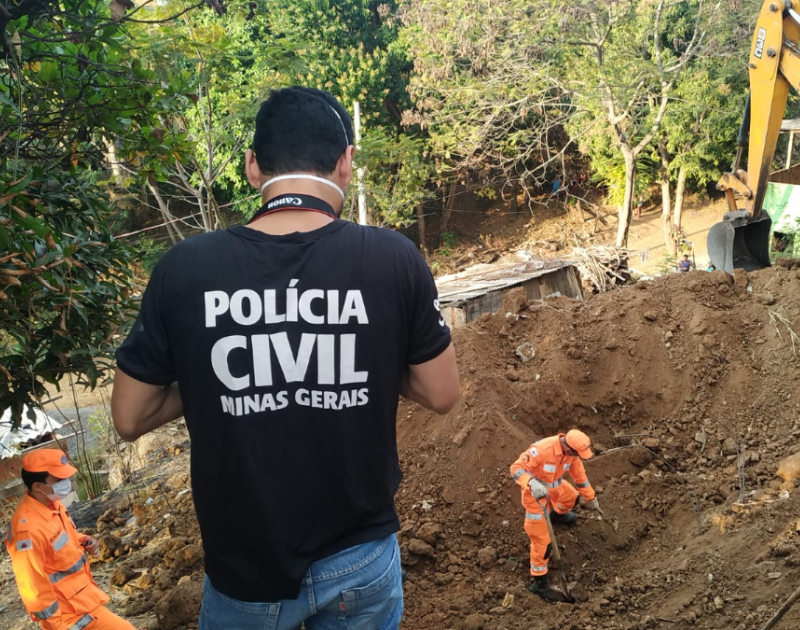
[199,534,403,630]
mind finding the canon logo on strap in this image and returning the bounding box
[267,197,303,210]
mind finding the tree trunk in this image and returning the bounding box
[104,138,122,186]
[673,165,687,244]
[146,177,184,245]
[442,180,457,237]
[616,150,636,247]
[417,203,428,259]
[510,180,518,213]
[657,141,673,254]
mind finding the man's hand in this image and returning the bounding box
[585,498,600,511]
[82,536,100,558]
[528,479,549,500]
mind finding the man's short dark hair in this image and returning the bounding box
[21,468,49,491]
[252,86,354,176]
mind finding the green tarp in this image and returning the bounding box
[764,182,800,258]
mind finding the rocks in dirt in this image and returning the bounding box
[714,595,724,610]
[502,287,528,314]
[442,486,457,505]
[109,567,136,587]
[155,579,203,630]
[416,522,441,545]
[777,451,800,481]
[463,613,485,630]
[98,533,122,560]
[452,423,472,447]
[476,546,497,569]
[721,437,738,456]
[643,311,658,322]
[733,268,749,293]
[408,538,435,557]
[514,342,536,363]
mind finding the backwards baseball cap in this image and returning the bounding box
[565,429,593,459]
[22,449,78,479]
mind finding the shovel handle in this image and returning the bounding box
[534,497,562,562]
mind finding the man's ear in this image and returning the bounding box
[336,146,355,188]
[245,149,264,191]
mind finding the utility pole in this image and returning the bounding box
[354,101,367,226]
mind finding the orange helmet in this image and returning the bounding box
[565,430,593,459]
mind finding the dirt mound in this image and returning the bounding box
[29,264,800,630]
[396,265,800,629]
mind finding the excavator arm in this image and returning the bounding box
[709,0,800,272]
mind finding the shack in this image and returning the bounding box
[436,259,582,328]
[1,406,65,507]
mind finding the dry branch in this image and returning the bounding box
[572,245,633,292]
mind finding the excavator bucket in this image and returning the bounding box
[707,210,772,274]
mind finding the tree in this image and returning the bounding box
[0,0,207,425]
[545,0,707,246]
[654,2,754,254]
[357,127,435,238]
[400,0,575,196]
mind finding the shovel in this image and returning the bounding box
[535,497,575,603]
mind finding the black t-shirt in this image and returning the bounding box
[115,218,451,602]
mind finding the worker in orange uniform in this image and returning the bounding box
[4,449,135,630]
[509,430,600,601]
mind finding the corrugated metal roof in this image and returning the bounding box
[436,259,575,306]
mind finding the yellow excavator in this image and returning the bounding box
[709,0,800,272]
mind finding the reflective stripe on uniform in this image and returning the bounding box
[534,476,562,489]
[16,539,33,552]
[49,554,86,583]
[543,464,557,473]
[531,563,548,572]
[52,531,69,552]
[525,512,544,521]
[32,600,59,620]
[563,463,571,470]
[513,469,526,480]
[69,613,93,629]
[576,481,590,488]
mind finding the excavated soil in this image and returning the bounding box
[4,263,800,630]
[396,261,800,630]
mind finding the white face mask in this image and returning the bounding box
[44,478,72,501]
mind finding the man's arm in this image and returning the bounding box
[8,531,66,629]
[111,369,183,442]
[400,342,459,415]
[569,458,596,501]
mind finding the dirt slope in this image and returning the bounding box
[4,264,800,630]
[396,262,800,630]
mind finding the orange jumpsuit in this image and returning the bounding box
[4,494,134,630]
[509,434,596,576]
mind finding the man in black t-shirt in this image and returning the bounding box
[111,87,459,629]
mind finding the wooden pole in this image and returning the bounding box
[354,101,367,226]
[759,583,800,630]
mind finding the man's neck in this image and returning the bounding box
[250,177,341,235]
[28,490,56,508]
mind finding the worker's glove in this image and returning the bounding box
[528,479,549,500]
[585,498,600,512]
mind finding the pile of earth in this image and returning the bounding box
[395,261,800,630]
[59,262,800,630]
